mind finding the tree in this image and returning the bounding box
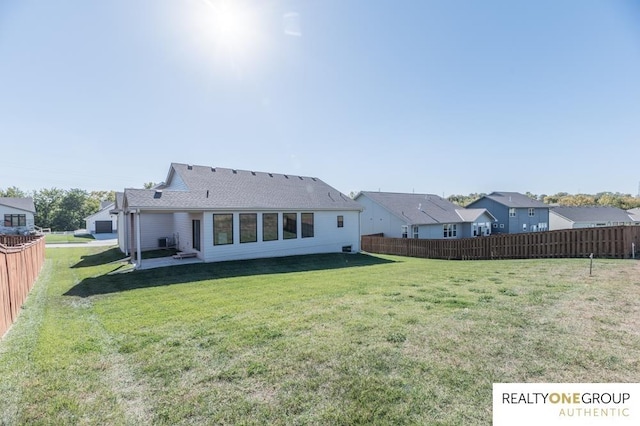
[52,189,92,231]
[33,188,65,229]
[143,182,157,189]
[0,186,28,198]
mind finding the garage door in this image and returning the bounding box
[95,221,113,234]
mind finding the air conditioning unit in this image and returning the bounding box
[158,237,170,248]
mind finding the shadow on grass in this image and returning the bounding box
[72,248,181,268]
[64,253,397,298]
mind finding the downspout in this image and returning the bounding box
[135,210,142,269]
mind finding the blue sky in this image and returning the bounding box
[1,0,639,197]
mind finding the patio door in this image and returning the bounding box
[192,219,201,251]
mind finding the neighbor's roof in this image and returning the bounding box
[628,208,640,222]
[0,197,36,213]
[551,206,636,223]
[356,191,495,225]
[469,191,548,208]
[124,164,361,211]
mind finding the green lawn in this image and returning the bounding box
[44,233,94,244]
[1,247,639,425]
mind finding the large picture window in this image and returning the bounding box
[283,213,297,239]
[213,214,233,245]
[4,214,26,227]
[301,213,314,238]
[240,213,257,243]
[262,213,278,241]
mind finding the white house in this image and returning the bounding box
[116,163,362,267]
[550,206,640,230]
[84,201,117,234]
[355,191,496,239]
[1,197,36,235]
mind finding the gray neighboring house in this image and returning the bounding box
[628,208,640,224]
[355,191,496,239]
[550,206,638,230]
[466,191,550,234]
[115,163,362,266]
[1,197,36,235]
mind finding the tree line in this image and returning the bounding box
[448,192,640,210]
[1,186,115,232]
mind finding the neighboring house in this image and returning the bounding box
[355,191,496,239]
[0,197,36,235]
[84,201,117,234]
[628,208,640,224]
[117,163,362,266]
[466,191,550,234]
[549,206,639,230]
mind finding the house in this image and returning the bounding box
[84,201,117,234]
[355,191,496,239]
[116,163,362,267]
[466,191,550,234]
[549,206,639,230]
[0,197,36,235]
[628,208,640,224]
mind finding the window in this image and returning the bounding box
[528,208,535,217]
[443,224,457,238]
[337,215,344,228]
[412,225,419,239]
[401,225,408,238]
[213,214,233,245]
[301,213,314,238]
[283,213,297,239]
[4,214,26,227]
[262,213,278,241]
[240,213,257,243]
[509,208,516,217]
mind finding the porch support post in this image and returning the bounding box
[135,211,142,269]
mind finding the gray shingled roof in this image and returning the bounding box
[125,164,361,211]
[0,197,36,213]
[473,191,548,208]
[356,192,494,225]
[628,208,640,222]
[551,206,636,223]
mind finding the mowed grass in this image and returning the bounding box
[1,248,639,425]
[44,233,94,244]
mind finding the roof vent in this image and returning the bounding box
[268,173,273,177]
[284,175,289,179]
[187,165,193,170]
[312,178,317,182]
[154,190,163,199]
[232,169,237,174]
[298,176,303,180]
[251,171,256,176]
[211,167,216,172]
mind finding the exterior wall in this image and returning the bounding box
[0,206,35,235]
[117,212,128,253]
[357,195,408,238]
[549,212,573,230]
[470,199,548,234]
[164,173,188,190]
[85,207,117,233]
[173,212,203,256]
[138,213,175,251]
[201,210,360,263]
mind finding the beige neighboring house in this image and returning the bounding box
[0,197,36,235]
[84,201,117,234]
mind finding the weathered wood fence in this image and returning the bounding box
[0,235,46,338]
[362,226,640,260]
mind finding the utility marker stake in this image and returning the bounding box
[589,253,593,277]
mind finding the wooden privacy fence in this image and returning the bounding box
[0,235,46,338]
[362,226,640,261]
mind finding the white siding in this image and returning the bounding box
[164,173,188,190]
[0,205,35,234]
[173,212,204,257]
[201,210,360,263]
[117,212,128,253]
[138,213,175,250]
[357,196,407,238]
[85,207,117,233]
[549,212,573,230]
